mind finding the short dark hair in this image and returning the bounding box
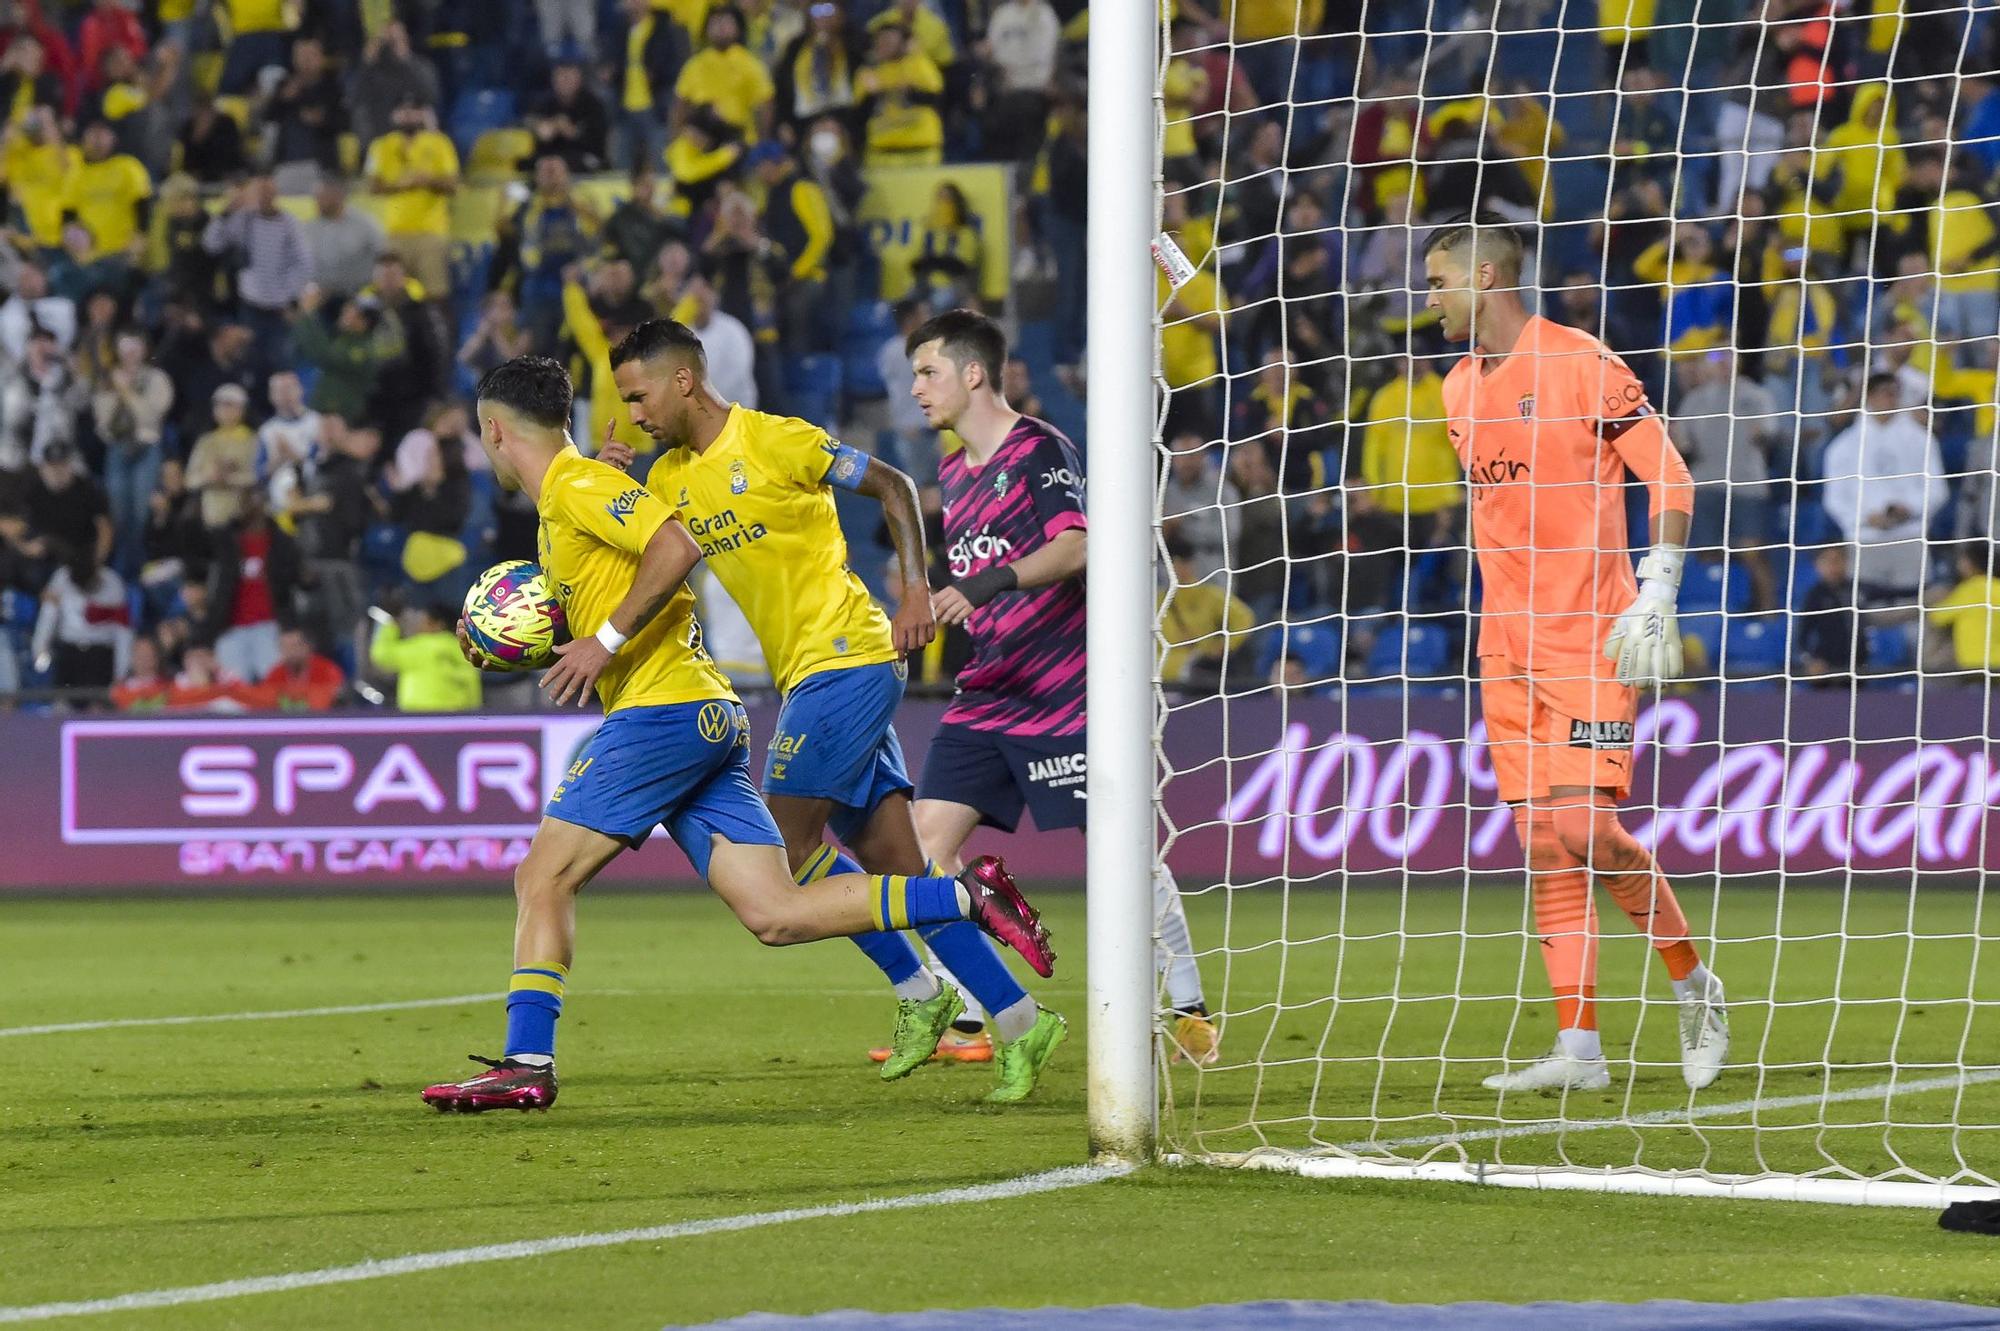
[1422,217,1525,279]
[476,356,574,430]
[1864,371,1902,399]
[906,308,1006,387]
[609,319,707,372]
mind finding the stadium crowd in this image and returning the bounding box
[3,0,2000,712]
[1153,0,2000,695]
[0,0,1082,707]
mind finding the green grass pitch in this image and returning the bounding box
[4,887,1996,1329]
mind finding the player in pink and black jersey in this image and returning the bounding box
[907,309,1218,1073]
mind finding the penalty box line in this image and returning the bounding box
[1348,1068,2000,1154]
[0,1164,1134,1324]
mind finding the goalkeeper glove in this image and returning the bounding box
[1604,543,1686,686]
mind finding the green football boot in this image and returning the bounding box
[985,1007,1068,1104]
[879,985,967,1081]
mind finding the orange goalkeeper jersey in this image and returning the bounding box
[1442,315,1693,669]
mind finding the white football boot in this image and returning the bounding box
[1678,970,1730,1090]
[1481,1049,1612,1092]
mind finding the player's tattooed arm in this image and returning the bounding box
[854,457,938,654]
[542,521,702,706]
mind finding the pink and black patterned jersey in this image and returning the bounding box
[938,416,1087,736]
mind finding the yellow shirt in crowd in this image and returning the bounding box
[1356,369,1462,516]
[676,45,775,135]
[67,153,152,258]
[1932,575,2000,671]
[365,129,460,236]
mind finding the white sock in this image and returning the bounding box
[1671,964,1715,1004]
[1556,1027,1603,1061]
[1152,864,1206,1013]
[992,996,1039,1043]
[893,969,940,1002]
[509,1052,553,1067]
[955,883,972,914]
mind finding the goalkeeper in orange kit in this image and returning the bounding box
[1422,221,1729,1092]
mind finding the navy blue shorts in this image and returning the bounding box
[546,699,784,879]
[917,724,1086,833]
[763,660,914,842]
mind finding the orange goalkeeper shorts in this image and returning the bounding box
[1479,656,1637,804]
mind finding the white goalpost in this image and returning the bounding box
[1096,0,2000,1206]
[1085,0,1161,1163]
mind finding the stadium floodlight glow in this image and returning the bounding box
[1139,4,2000,1206]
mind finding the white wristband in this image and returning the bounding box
[1635,542,1687,592]
[595,621,630,654]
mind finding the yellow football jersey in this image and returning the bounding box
[645,408,896,694]
[536,445,737,715]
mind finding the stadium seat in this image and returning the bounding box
[1721,614,1788,678]
[1785,555,1820,609]
[843,338,888,401]
[213,95,253,131]
[467,128,536,183]
[448,90,519,156]
[1866,623,1915,672]
[1257,621,1343,683]
[1365,621,1452,680]
[1680,559,1727,613]
[841,301,898,402]
[1681,610,1725,675]
[1681,558,1753,614]
[783,354,844,428]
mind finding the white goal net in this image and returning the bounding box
[1149,0,2000,1206]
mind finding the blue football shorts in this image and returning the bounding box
[546,698,784,879]
[762,660,914,842]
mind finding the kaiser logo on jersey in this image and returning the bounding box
[604,488,645,526]
[1517,394,1535,419]
[729,459,749,495]
[992,468,1011,497]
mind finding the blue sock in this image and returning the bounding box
[920,920,1029,1017]
[505,964,566,1059]
[870,873,965,930]
[796,844,924,985]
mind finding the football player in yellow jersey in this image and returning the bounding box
[602,320,1065,1101]
[419,357,1054,1114]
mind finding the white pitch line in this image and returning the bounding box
[0,994,505,1038]
[1348,1068,2000,1154]
[0,1164,1133,1325]
[0,987,894,1039]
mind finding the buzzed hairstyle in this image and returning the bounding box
[1422,218,1525,280]
[907,308,1007,388]
[476,356,574,430]
[609,318,708,372]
